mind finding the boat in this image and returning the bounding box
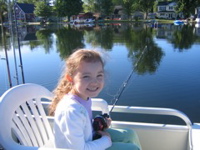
[84,18,95,24]
[0,83,200,150]
[70,18,95,25]
[174,20,185,25]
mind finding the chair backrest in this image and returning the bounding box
[91,98,109,115]
[0,83,54,150]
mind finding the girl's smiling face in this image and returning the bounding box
[70,61,104,100]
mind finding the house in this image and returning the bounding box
[17,25,39,41]
[14,3,35,22]
[156,1,183,19]
[70,12,95,23]
[133,11,144,20]
[195,7,200,15]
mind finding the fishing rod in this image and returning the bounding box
[93,46,148,139]
[13,4,25,84]
[3,40,12,88]
[1,19,12,88]
[9,2,19,85]
[109,45,147,112]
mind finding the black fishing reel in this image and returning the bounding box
[92,113,109,140]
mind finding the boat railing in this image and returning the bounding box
[41,98,193,150]
[42,98,192,127]
[109,105,192,127]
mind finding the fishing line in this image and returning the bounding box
[109,46,147,113]
[93,46,148,139]
[92,46,148,139]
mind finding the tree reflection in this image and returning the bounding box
[0,25,12,87]
[122,24,163,74]
[0,27,9,51]
[35,29,53,53]
[84,23,163,75]
[85,22,159,76]
[55,25,85,59]
[170,25,198,51]
[84,26,114,50]
[2,23,199,75]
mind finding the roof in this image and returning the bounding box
[16,3,35,14]
[157,1,174,6]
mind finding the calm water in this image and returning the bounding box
[0,22,200,124]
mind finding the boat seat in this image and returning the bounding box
[0,83,110,150]
[0,83,67,150]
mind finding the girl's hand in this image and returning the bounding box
[106,117,112,128]
[98,130,111,138]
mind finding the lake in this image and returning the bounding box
[0,22,200,124]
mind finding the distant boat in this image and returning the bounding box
[174,20,184,25]
[70,18,95,25]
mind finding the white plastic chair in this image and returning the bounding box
[0,83,66,150]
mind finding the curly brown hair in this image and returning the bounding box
[49,49,104,116]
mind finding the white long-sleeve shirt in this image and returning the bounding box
[54,95,112,150]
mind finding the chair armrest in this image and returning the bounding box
[39,148,70,150]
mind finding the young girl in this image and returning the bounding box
[49,49,141,150]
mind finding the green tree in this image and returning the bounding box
[153,0,158,12]
[83,0,95,12]
[112,0,123,5]
[122,0,135,20]
[34,1,52,21]
[133,0,156,19]
[0,0,7,25]
[94,0,114,16]
[0,0,7,48]
[55,0,83,21]
[175,0,199,19]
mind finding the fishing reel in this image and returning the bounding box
[92,113,109,140]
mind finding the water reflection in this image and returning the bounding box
[1,22,200,124]
[0,24,12,87]
[171,25,198,50]
[2,23,200,50]
[55,26,85,59]
[1,22,200,76]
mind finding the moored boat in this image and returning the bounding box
[174,20,185,25]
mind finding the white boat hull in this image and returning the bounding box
[43,100,199,150]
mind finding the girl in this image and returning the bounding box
[49,49,141,150]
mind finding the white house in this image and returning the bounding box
[157,1,183,19]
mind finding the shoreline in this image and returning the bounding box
[0,19,198,26]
